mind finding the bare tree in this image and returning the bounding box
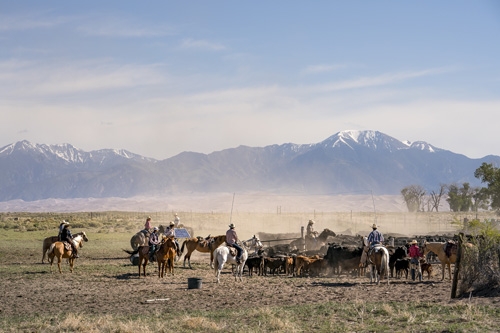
[429,184,446,212]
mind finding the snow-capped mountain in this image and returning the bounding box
[0,130,498,201]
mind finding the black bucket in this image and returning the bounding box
[187,278,202,289]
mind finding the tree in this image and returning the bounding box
[474,162,500,210]
[428,184,446,212]
[446,183,473,212]
[401,185,426,212]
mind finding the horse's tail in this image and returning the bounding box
[381,248,390,280]
[180,240,187,254]
[47,243,56,257]
[213,249,219,272]
[123,248,139,256]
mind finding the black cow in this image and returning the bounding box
[395,258,410,279]
[245,256,264,276]
[325,244,364,276]
[389,246,407,277]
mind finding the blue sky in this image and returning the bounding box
[1,1,499,159]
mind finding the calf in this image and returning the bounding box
[420,262,433,279]
[395,258,410,279]
[308,258,326,277]
[285,256,294,276]
[245,256,264,276]
[294,255,320,277]
[263,257,286,276]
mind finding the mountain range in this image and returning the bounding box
[1,130,499,202]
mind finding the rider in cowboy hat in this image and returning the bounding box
[306,219,319,239]
[148,226,160,261]
[60,223,79,258]
[226,223,243,264]
[367,223,384,247]
[164,221,181,257]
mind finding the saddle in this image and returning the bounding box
[62,241,73,251]
[444,240,456,258]
[226,245,238,257]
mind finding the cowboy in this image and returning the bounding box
[173,213,180,228]
[60,223,79,258]
[367,223,384,247]
[164,221,181,257]
[58,220,69,241]
[148,227,161,261]
[409,240,423,281]
[144,216,152,232]
[306,219,319,239]
[226,223,243,264]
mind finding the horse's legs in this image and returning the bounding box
[69,258,74,273]
[57,256,63,274]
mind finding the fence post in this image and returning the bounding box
[451,232,464,299]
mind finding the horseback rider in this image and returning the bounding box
[367,223,384,247]
[226,223,243,264]
[306,219,319,239]
[173,213,180,228]
[144,216,152,232]
[58,220,69,241]
[148,227,161,261]
[409,240,423,281]
[60,223,79,258]
[164,221,181,257]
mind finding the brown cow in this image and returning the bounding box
[263,257,286,276]
[294,255,321,277]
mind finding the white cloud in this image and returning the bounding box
[76,17,174,38]
[301,64,347,74]
[179,38,226,51]
[0,12,69,31]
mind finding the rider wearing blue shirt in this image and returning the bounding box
[368,223,384,247]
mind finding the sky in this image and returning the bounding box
[1,1,499,160]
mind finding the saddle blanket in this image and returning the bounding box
[63,241,72,251]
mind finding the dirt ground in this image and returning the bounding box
[2,245,500,320]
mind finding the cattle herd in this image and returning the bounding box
[247,233,451,280]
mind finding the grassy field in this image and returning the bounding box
[1,211,500,332]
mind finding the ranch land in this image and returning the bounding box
[1,211,500,332]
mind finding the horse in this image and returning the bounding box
[362,236,390,285]
[48,232,89,274]
[242,235,263,256]
[289,228,336,251]
[123,245,150,278]
[42,236,59,263]
[130,230,149,251]
[213,240,249,283]
[157,236,177,278]
[180,235,226,269]
[421,241,475,280]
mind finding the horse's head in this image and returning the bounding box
[82,232,89,242]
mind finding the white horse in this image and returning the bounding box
[213,237,262,283]
[363,236,390,285]
[242,235,263,256]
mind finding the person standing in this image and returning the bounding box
[409,239,423,281]
[226,223,243,264]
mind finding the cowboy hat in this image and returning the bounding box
[169,221,175,226]
[410,240,418,245]
[153,227,159,231]
[371,223,378,229]
[308,220,315,224]
[228,223,235,229]
[62,220,69,224]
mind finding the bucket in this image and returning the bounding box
[187,278,202,289]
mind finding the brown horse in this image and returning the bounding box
[124,245,150,278]
[180,235,226,269]
[42,232,88,263]
[421,241,475,280]
[157,237,177,278]
[48,233,89,273]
